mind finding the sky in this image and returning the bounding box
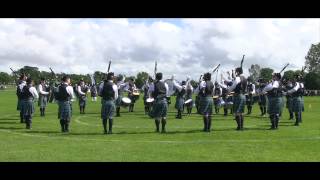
[0,18,319,81]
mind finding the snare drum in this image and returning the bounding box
[121,97,131,107]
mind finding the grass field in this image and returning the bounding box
[0,88,319,162]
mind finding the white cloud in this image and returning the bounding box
[0,18,319,82]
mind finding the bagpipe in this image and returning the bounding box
[48,67,59,103]
[10,68,20,86]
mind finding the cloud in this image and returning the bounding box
[0,18,319,82]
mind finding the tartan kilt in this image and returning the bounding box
[17,99,22,111]
[150,98,168,118]
[233,94,245,113]
[267,96,282,114]
[292,96,303,113]
[58,101,72,120]
[258,95,267,106]
[175,96,184,111]
[199,96,213,115]
[21,99,35,116]
[286,96,293,111]
[245,94,254,106]
[78,96,87,107]
[101,99,115,119]
[38,95,48,108]
[115,95,122,107]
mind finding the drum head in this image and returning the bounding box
[133,92,140,96]
[146,98,154,103]
[122,97,131,104]
[184,99,192,104]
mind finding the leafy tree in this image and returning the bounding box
[260,68,274,81]
[304,72,320,90]
[135,72,150,89]
[305,43,320,74]
[0,72,11,84]
[248,64,261,82]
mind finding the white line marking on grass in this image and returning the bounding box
[74,116,258,129]
[1,127,320,144]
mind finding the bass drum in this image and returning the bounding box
[121,97,132,107]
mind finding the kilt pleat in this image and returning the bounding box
[150,98,168,118]
[233,94,245,113]
[58,101,72,120]
[101,99,115,119]
[199,96,213,115]
[21,99,35,116]
[267,96,282,114]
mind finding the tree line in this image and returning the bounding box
[1,42,320,90]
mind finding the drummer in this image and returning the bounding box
[143,76,154,115]
[126,78,137,112]
[115,74,127,117]
[219,74,234,116]
[185,76,194,115]
[246,77,256,115]
[173,79,186,119]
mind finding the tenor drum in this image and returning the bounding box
[184,98,192,105]
[146,97,154,105]
[121,97,132,107]
[132,90,140,100]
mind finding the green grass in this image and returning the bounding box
[0,88,319,162]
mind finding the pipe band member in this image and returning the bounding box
[127,78,137,112]
[213,81,222,114]
[246,77,255,115]
[257,78,267,116]
[99,72,118,134]
[262,73,282,130]
[56,76,75,133]
[38,77,50,117]
[196,72,214,132]
[21,78,39,129]
[77,79,90,114]
[16,74,27,123]
[173,80,186,119]
[284,79,294,120]
[115,74,126,117]
[90,84,98,102]
[185,78,194,115]
[143,76,154,115]
[285,74,305,126]
[148,72,169,133]
[227,67,247,131]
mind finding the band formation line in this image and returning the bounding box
[13,56,305,134]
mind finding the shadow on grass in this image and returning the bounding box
[0,121,20,124]
[0,118,19,121]
[25,130,61,134]
[0,126,25,130]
